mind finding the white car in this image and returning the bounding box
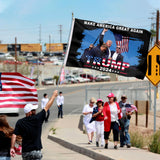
[53,59,63,65]
[42,78,55,85]
[95,75,111,82]
[0,108,20,116]
[74,76,90,83]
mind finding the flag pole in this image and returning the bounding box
[57,12,74,87]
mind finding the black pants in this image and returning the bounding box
[104,121,119,141]
[45,110,50,122]
[58,105,63,118]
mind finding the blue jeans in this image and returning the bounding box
[22,150,42,160]
[58,105,63,118]
[120,118,131,145]
[0,157,10,160]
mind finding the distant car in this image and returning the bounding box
[80,74,96,82]
[65,75,77,83]
[28,60,44,65]
[41,78,54,85]
[0,108,20,116]
[0,52,6,60]
[95,75,111,82]
[53,59,63,65]
[74,76,90,83]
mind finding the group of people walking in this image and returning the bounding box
[82,93,133,149]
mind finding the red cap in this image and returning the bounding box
[97,99,103,103]
[107,93,115,98]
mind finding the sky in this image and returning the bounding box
[0,0,159,50]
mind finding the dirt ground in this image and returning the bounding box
[130,111,160,134]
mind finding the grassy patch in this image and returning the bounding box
[148,130,160,154]
[50,127,56,134]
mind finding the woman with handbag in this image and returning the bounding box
[103,93,122,149]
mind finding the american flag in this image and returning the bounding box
[60,67,65,84]
[125,104,137,112]
[114,33,129,53]
[0,72,38,108]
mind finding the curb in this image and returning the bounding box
[48,135,114,160]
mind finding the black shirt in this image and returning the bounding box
[14,109,46,152]
[0,131,11,157]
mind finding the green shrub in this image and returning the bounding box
[53,75,59,84]
[50,127,56,134]
[130,131,145,148]
[148,130,160,154]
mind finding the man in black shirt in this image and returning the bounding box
[10,90,58,160]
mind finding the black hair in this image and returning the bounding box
[59,91,62,94]
[44,93,47,97]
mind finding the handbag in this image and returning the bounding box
[14,143,22,155]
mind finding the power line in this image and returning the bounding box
[59,25,62,43]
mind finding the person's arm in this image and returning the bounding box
[10,134,17,157]
[44,90,58,112]
[99,28,108,46]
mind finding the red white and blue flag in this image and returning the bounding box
[0,72,38,108]
[114,33,129,53]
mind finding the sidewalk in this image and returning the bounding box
[48,114,160,160]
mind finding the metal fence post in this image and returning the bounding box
[85,85,88,104]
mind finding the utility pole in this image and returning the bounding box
[15,37,17,72]
[156,10,159,44]
[59,25,62,43]
[153,10,159,132]
[49,34,51,52]
[37,24,41,87]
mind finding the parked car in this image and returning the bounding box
[41,78,54,85]
[28,60,44,65]
[74,76,90,83]
[95,75,111,82]
[0,108,19,116]
[0,52,15,61]
[65,75,77,83]
[0,52,6,60]
[53,59,63,65]
[80,74,96,82]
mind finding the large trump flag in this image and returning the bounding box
[64,18,151,79]
[0,72,38,108]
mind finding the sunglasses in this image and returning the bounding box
[116,47,121,49]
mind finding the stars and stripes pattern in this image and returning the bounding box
[114,33,129,53]
[0,72,38,108]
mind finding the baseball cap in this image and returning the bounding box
[24,103,38,114]
[121,95,127,99]
[96,99,104,105]
[107,93,115,98]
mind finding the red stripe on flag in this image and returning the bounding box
[0,72,38,108]
[0,99,38,103]
[0,93,37,97]
[2,88,37,92]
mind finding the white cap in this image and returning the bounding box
[24,103,38,114]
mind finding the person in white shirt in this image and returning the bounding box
[56,91,64,118]
[82,97,96,144]
[111,45,123,62]
[41,93,49,122]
